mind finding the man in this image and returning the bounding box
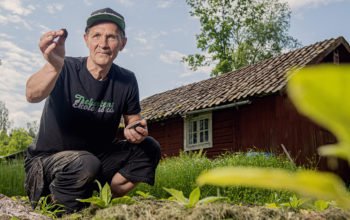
[24,7,161,213]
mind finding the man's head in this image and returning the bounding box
[84,8,127,68]
[86,8,125,36]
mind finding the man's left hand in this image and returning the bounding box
[124,119,148,144]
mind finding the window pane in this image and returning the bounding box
[200,120,204,130]
[204,119,208,130]
[193,133,197,144]
[189,133,193,144]
[193,121,197,132]
[204,131,208,142]
[200,132,204,142]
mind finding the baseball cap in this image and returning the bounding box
[86,8,125,34]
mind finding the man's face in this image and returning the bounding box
[84,22,126,67]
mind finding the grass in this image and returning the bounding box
[0,157,26,196]
[0,151,298,205]
[131,150,298,205]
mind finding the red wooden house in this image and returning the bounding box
[141,36,350,178]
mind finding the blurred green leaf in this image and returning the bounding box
[313,199,330,211]
[287,64,350,162]
[197,167,350,209]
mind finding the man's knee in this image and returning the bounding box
[76,152,101,183]
[44,151,101,212]
[51,151,101,186]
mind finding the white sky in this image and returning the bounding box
[0,0,349,128]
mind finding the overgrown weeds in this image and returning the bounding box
[132,150,297,205]
[0,158,25,196]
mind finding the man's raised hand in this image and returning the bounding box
[39,29,67,71]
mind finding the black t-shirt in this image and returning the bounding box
[30,57,141,154]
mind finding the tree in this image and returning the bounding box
[0,101,10,132]
[183,0,300,76]
[7,128,33,152]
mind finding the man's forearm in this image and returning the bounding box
[26,63,62,103]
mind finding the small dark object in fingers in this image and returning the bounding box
[128,121,145,129]
[61,28,68,38]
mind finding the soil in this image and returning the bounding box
[1,195,350,220]
[0,194,49,220]
[62,199,350,220]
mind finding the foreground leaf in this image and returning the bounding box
[197,167,350,209]
[163,187,188,205]
[136,190,155,199]
[198,196,227,205]
[187,187,200,208]
[77,197,106,208]
[101,182,112,206]
[313,199,330,211]
[287,64,350,162]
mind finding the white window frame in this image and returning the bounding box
[184,112,213,151]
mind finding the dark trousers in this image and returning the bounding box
[25,137,161,212]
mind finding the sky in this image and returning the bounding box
[0,0,349,129]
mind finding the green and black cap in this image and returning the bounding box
[86,7,125,34]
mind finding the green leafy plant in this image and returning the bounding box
[280,195,309,211]
[35,195,65,219]
[266,195,331,211]
[77,180,135,208]
[313,199,331,211]
[136,190,155,199]
[196,64,350,209]
[163,187,226,208]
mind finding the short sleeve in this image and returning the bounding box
[124,74,141,115]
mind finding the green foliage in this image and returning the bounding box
[197,167,350,208]
[287,64,350,162]
[163,187,226,208]
[0,128,32,156]
[313,199,331,211]
[132,151,296,205]
[7,128,32,151]
[77,180,136,208]
[0,158,25,196]
[135,190,155,199]
[266,194,331,211]
[279,195,309,211]
[183,0,300,76]
[197,64,350,209]
[36,195,66,219]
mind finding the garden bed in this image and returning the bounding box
[84,199,350,220]
[1,194,350,220]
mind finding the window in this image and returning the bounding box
[184,112,212,151]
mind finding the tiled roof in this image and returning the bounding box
[141,37,349,121]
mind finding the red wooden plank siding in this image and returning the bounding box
[148,93,337,167]
[148,117,184,157]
